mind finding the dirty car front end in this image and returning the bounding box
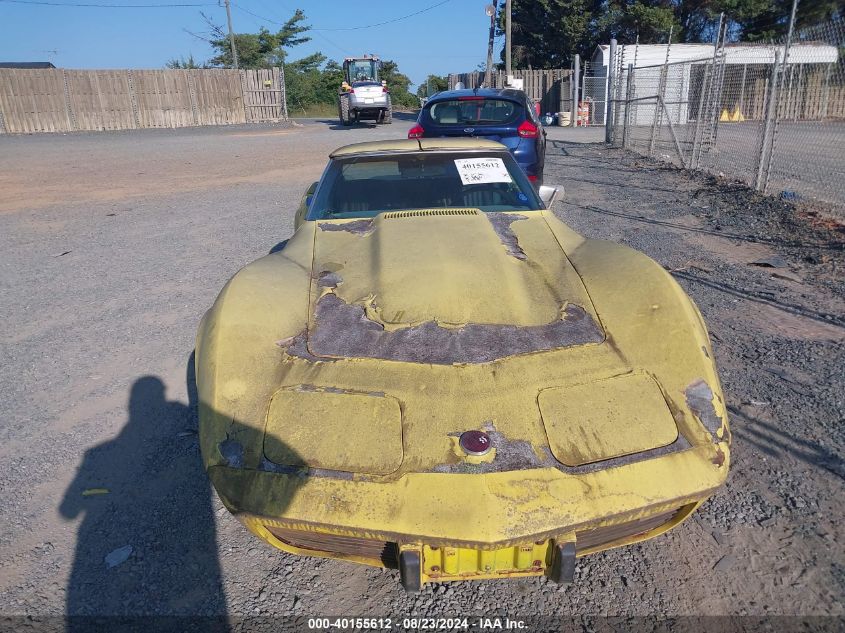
[196,139,730,591]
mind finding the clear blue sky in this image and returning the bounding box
[0,0,504,88]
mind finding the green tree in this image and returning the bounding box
[497,0,837,70]
[165,54,206,69]
[593,0,680,46]
[380,60,418,108]
[498,0,593,67]
[416,74,449,98]
[206,9,311,68]
[729,0,842,40]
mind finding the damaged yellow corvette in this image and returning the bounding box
[196,138,730,592]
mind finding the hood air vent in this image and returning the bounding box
[383,209,480,219]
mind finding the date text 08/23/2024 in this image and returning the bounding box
[307,617,528,630]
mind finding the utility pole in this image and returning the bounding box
[224,0,239,69]
[484,1,498,88]
[505,0,512,76]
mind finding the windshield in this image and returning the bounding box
[425,98,522,126]
[347,60,378,82]
[308,151,543,220]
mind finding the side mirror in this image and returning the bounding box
[305,180,318,208]
[294,181,319,230]
[538,185,562,208]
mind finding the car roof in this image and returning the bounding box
[329,138,508,158]
[427,88,527,102]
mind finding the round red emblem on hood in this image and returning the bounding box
[459,430,492,456]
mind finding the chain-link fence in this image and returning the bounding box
[609,16,845,209]
[581,62,608,126]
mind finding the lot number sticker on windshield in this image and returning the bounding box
[454,157,513,185]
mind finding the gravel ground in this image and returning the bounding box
[0,119,842,631]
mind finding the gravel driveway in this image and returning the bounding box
[0,117,842,630]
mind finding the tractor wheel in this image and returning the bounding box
[339,94,352,126]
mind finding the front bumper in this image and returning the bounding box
[209,440,728,587]
[241,500,699,590]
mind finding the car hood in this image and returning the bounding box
[199,209,727,487]
[303,209,604,364]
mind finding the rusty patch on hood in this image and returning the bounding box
[487,213,528,260]
[318,219,374,235]
[685,379,724,438]
[279,331,332,363]
[315,270,343,288]
[306,293,603,365]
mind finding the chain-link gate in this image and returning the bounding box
[580,62,607,126]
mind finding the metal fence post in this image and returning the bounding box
[605,38,616,143]
[705,21,728,153]
[762,0,800,193]
[690,65,709,169]
[571,54,580,127]
[622,64,634,149]
[690,15,722,169]
[755,50,781,191]
[581,60,587,124]
[649,27,673,156]
[611,45,625,135]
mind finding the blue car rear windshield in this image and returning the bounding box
[308,151,543,220]
[424,98,522,126]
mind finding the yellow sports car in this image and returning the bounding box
[196,139,730,592]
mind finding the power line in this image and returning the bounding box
[0,0,214,6]
[312,0,452,31]
[229,3,280,25]
[231,1,452,33]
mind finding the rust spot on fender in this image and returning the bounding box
[685,380,724,439]
[712,445,726,467]
[218,436,244,469]
[306,293,604,365]
[258,456,354,480]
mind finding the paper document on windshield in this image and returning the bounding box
[454,157,513,186]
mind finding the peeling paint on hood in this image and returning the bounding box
[305,210,604,363]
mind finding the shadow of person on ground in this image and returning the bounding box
[60,355,228,629]
[728,405,845,481]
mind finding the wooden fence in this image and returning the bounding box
[0,67,286,134]
[448,69,573,115]
[714,62,845,121]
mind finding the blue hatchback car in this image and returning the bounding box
[408,88,547,185]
